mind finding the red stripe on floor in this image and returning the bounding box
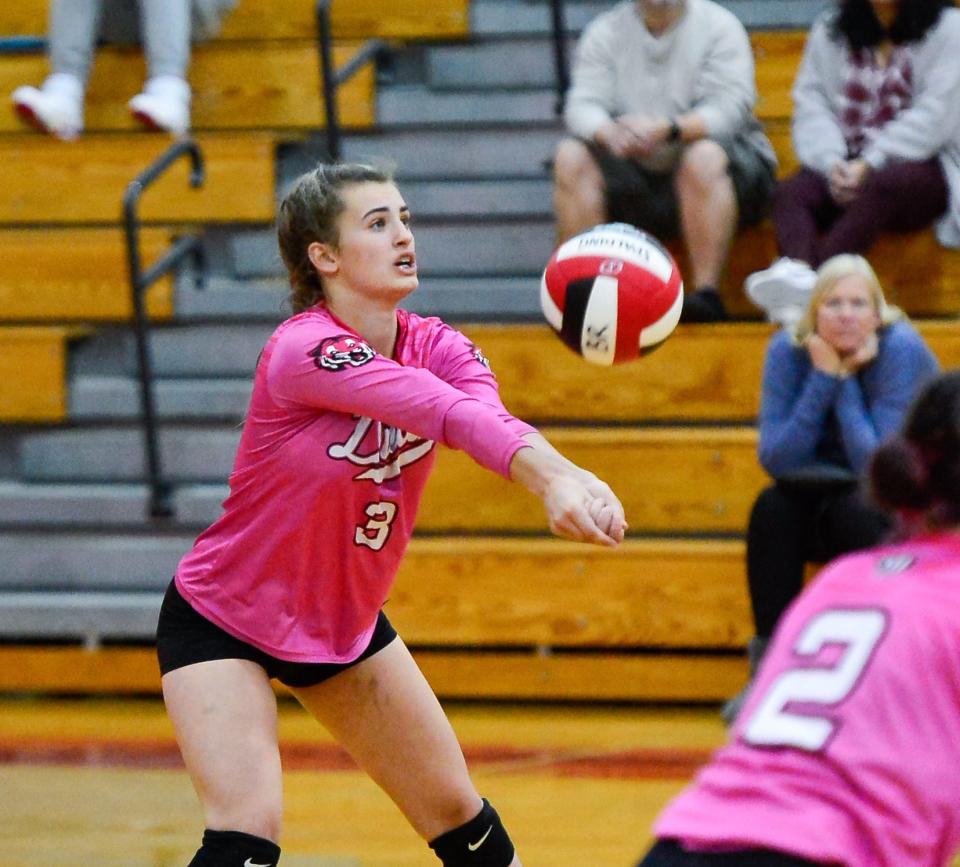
[0,737,711,779]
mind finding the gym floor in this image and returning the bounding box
[0,696,727,867]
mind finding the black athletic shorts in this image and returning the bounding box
[155,579,398,688]
[587,134,776,240]
[637,840,824,867]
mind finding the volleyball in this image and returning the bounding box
[540,223,684,365]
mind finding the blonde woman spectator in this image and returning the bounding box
[725,254,937,723]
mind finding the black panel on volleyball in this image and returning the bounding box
[558,277,595,355]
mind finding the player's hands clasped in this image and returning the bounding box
[509,436,627,547]
[541,473,627,547]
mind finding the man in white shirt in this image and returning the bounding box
[553,0,777,322]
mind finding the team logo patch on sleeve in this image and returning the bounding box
[310,335,376,371]
[469,343,491,369]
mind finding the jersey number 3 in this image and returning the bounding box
[355,501,398,551]
[742,608,887,752]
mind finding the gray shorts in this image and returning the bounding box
[587,135,776,240]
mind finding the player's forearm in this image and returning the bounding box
[508,433,593,496]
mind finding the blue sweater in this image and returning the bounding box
[758,321,939,478]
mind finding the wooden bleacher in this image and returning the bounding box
[1,0,469,42]
[0,19,957,703]
[0,133,275,223]
[0,228,173,321]
[0,325,87,422]
[0,43,375,133]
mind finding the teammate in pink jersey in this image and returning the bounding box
[636,368,960,866]
[154,162,627,867]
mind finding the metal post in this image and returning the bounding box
[549,0,570,116]
[122,139,204,519]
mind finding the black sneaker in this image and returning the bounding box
[680,288,730,323]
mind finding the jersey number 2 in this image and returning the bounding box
[742,609,887,752]
[355,501,398,551]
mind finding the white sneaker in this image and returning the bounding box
[128,75,191,135]
[744,257,817,326]
[11,73,84,141]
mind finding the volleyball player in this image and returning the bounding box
[155,163,627,867]
[637,369,960,866]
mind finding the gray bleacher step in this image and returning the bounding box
[69,322,275,378]
[175,274,290,321]
[0,481,224,528]
[403,178,553,218]
[70,375,252,421]
[0,481,150,526]
[0,532,193,591]
[147,323,274,376]
[20,427,240,482]
[232,220,555,279]
[403,276,541,319]
[275,162,553,218]
[470,0,827,34]
[176,483,230,525]
[378,85,555,126]
[340,128,562,179]
[0,591,164,641]
[428,38,572,89]
[470,0,609,35]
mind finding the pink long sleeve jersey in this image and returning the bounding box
[656,532,960,867]
[175,305,534,663]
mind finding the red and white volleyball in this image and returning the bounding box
[540,223,684,366]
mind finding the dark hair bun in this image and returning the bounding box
[869,436,931,512]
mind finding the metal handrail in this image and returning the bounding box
[316,0,386,160]
[122,138,205,519]
[548,0,570,116]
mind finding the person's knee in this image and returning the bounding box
[773,168,827,211]
[428,798,516,866]
[553,137,599,185]
[854,169,904,209]
[749,484,796,533]
[676,139,730,191]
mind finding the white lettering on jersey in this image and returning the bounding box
[742,608,888,752]
[328,416,435,483]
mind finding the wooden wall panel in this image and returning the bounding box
[422,427,765,533]
[0,326,86,421]
[0,228,173,321]
[0,646,746,700]
[0,0,469,41]
[0,44,373,132]
[389,538,751,649]
[0,133,274,224]
[458,324,960,423]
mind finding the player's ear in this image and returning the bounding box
[307,241,339,276]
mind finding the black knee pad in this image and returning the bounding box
[186,828,281,866]
[428,798,515,866]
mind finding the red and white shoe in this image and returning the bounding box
[129,75,191,135]
[11,73,84,141]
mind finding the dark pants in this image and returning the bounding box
[746,481,891,637]
[637,839,824,866]
[773,158,948,267]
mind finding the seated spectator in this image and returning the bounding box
[746,0,960,326]
[724,253,938,723]
[553,0,777,323]
[636,369,960,867]
[10,0,236,140]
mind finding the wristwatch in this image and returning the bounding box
[667,119,682,143]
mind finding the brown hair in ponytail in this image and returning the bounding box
[277,162,393,313]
